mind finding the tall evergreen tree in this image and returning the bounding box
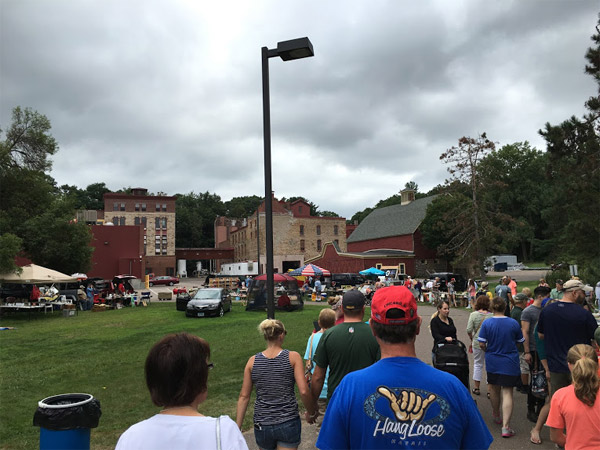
[539,15,600,280]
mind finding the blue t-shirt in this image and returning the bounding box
[314,280,322,292]
[495,284,509,300]
[537,301,598,373]
[477,316,524,376]
[316,357,492,450]
[304,332,329,399]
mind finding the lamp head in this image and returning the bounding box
[276,37,314,61]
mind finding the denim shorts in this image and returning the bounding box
[254,417,301,450]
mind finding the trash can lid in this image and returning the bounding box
[38,393,94,409]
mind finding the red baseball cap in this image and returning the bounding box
[370,286,418,325]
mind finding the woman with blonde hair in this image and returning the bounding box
[236,319,316,450]
[546,344,600,449]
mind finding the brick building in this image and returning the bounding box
[102,188,176,276]
[308,190,448,278]
[215,195,347,274]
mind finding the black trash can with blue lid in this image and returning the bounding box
[33,393,101,450]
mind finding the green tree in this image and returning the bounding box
[22,198,93,274]
[175,192,225,248]
[224,195,263,218]
[539,15,600,281]
[0,108,93,272]
[0,233,23,275]
[478,142,551,261]
[438,133,496,276]
[349,207,373,225]
[0,106,58,172]
[318,211,340,217]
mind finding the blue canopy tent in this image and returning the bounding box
[359,267,386,276]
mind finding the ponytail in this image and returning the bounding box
[567,344,599,407]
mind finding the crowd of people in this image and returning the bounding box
[114,274,599,449]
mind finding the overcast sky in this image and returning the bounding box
[1,1,598,218]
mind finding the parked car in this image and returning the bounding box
[186,288,231,318]
[0,283,32,300]
[429,273,467,292]
[329,273,365,287]
[149,276,179,286]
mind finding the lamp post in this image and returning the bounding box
[262,37,314,319]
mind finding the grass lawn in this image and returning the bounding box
[0,302,330,449]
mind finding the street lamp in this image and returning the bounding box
[262,37,314,319]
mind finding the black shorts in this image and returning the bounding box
[487,372,520,387]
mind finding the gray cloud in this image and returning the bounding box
[1,0,597,218]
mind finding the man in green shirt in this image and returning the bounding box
[311,290,380,404]
[550,279,564,300]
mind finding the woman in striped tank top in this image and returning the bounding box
[236,319,317,449]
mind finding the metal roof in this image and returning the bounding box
[347,195,437,243]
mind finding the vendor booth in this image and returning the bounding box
[246,273,303,312]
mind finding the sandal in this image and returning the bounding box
[471,387,480,396]
[530,429,542,445]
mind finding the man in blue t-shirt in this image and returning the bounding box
[316,286,492,450]
[538,279,597,395]
[495,276,513,316]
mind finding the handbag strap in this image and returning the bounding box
[216,416,221,450]
[308,332,315,361]
[473,312,487,336]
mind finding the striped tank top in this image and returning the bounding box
[251,349,299,425]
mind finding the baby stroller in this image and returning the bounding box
[432,339,470,390]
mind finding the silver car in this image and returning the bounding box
[185,288,231,318]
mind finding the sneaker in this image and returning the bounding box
[502,427,516,438]
[492,414,502,425]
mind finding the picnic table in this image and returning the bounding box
[0,302,53,319]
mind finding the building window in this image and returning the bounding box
[134,217,140,226]
[142,203,147,211]
[161,217,167,229]
[300,240,305,251]
[112,216,119,225]
[135,203,140,212]
[155,217,160,230]
[113,203,119,211]
[162,203,167,212]
[142,217,147,229]
[162,236,168,255]
[119,217,126,226]
[398,263,406,274]
[299,206,303,213]
[156,203,161,212]
[316,225,321,235]
[333,225,338,235]
[120,203,125,211]
[155,236,161,255]
[334,239,339,246]
[300,225,304,236]
[317,239,322,251]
